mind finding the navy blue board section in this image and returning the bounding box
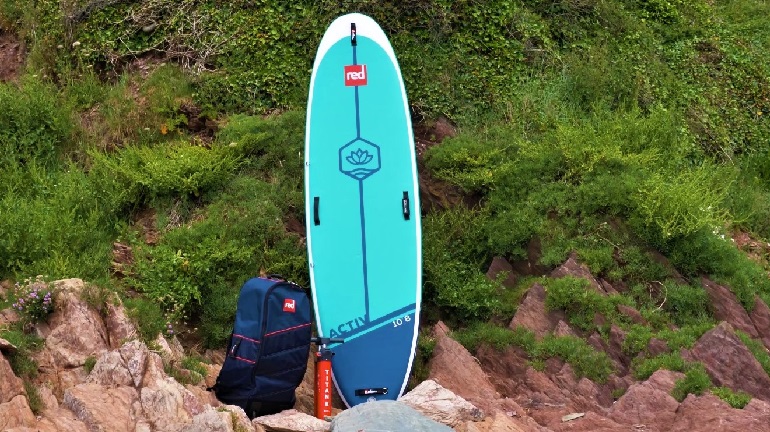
[305,13,422,407]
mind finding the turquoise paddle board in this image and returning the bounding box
[304,13,422,408]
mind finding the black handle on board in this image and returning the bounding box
[402,191,410,220]
[351,23,357,46]
[314,196,320,226]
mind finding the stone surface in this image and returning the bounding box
[63,383,138,432]
[608,370,682,431]
[0,394,37,430]
[669,393,770,432]
[749,295,770,351]
[428,321,500,415]
[701,277,759,338]
[254,409,329,432]
[686,322,770,402]
[400,379,484,427]
[509,283,566,339]
[486,256,518,288]
[549,254,604,293]
[104,299,138,349]
[330,400,452,432]
[0,352,25,403]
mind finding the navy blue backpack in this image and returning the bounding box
[211,275,312,418]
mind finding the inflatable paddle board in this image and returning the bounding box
[304,13,422,408]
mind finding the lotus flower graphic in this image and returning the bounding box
[346,148,373,166]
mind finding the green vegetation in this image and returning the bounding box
[711,387,752,409]
[671,364,712,402]
[453,322,613,383]
[1,0,769,387]
[736,331,770,378]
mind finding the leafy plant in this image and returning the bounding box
[711,387,752,409]
[10,276,55,323]
[671,364,712,402]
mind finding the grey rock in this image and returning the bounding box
[331,400,453,432]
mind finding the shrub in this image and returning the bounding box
[632,352,690,380]
[544,276,631,331]
[10,276,55,323]
[0,77,74,168]
[671,364,712,402]
[711,387,752,409]
[736,331,770,378]
[536,335,614,383]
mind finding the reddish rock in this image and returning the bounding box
[428,322,500,414]
[669,393,770,432]
[104,299,138,349]
[550,411,627,432]
[549,254,604,293]
[509,283,566,338]
[701,277,759,338]
[63,384,138,432]
[616,304,646,325]
[486,256,518,288]
[608,370,683,430]
[645,337,670,357]
[749,295,770,351]
[687,322,770,402]
[0,395,37,430]
[553,321,579,338]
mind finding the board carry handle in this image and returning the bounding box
[402,191,410,220]
[350,23,356,46]
[313,196,320,226]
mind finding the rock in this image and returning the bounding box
[29,407,91,432]
[486,256,518,288]
[87,350,135,387]
[104,299,138,349]
[549,254,603,293]
[400,379,484,427]
[462,410,543,432]
[608,370,683,430]
[0,394,37,430]
[686,321,770,402]
[222,405,256,432]
[561,412,584,422]
[645,337,670,356]
[330,400,452,432]
[428,321,500,414]
[0,364,24,416]
[701,277,759,338]
[0,337,18,354]
[63,383,138,432]
[137,377,206,431]
[553,320,579,338]
[749,295,770,351]
[549,411,627,432]
[0,307,20,325]
[45,278,110,368]
[178,406,233,432]
[509,283,566,339]
[253,409,329,432]
[154,333,185,363]
[669,393,770,432]
[616,304,646,325]
[111,242,134,278]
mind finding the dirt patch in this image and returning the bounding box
[0,30,25,82]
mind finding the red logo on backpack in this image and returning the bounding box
[344,64,367,86]
[283,299,296,313]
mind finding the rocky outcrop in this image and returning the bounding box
[668,394,770,432]
[0,352,25,403]
[685,321,770,402]
[400,379,484,428]
[608,370,682,430]
[0,395,37,430]
[549,253,604,293]
[701,277,759,338]
[509,283,566,338]
[749,295,770,351]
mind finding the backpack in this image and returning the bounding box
[211,275,312,418]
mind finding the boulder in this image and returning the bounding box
[253,409,329,432]
[44,278,110,368]
[669,393,770,432]
[330,400,452,432]
[63,383,138,432]
[0,395,36,430]
[686,322,770,402]
[608,370,682,430]
[701,278,759,338]
[400,379,484,428]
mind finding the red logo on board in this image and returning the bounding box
[344,64,367,86]
[283,299,296,313]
